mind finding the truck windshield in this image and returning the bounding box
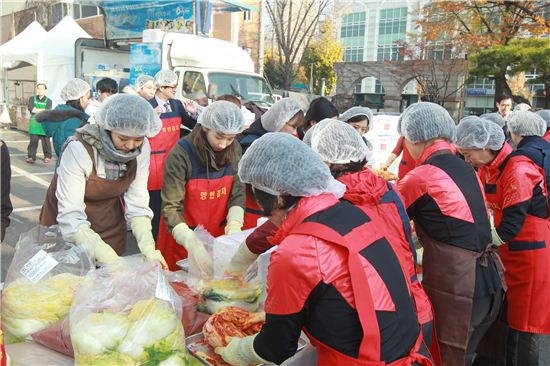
[208,72,275,107]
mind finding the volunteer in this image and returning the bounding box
[26,83,53,164]
[495,95,513,121]
[239,98,303,229]
[38,78,91,158]
[86,77,118,123]
[135,74,156,101]
[455,114,550,365]
[299,97,338,138]
[513,102,531,112]
[159,101,246,271]
[339,106,375,167]
[396,103,505,366]
[148,70,198,239]
[481,112,508,139]
[381,136,414,179]
[39,94,166,268]
[536,109,550,141]
[216,133,431,366]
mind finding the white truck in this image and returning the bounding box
[75,30,275,124]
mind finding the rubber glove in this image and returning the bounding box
[215,335,269,366]
[225,206,244,235]
[491,226,505,246]
[73,226,119,264]
[226,241,259,277]
[380,153,397,170]
[172,222,212,275]
[130,216,168,270]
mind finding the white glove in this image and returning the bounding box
[73,226,119,264]
[130,216,168,269]
[225,206,245,235]
[226,241,259,277]
[215,335,269,366]
[172,222,212,275]
[491,226,505,246]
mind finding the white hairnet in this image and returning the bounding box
[398,102,456,143]
[455,116,505,151]
[536,110,550,129]
[60,78,91,102]
[260,98,302,132]
[95,94,162,137]
[339,106,374,124]
[514,103,531,112]
[198,100,245,134]
[238,132,345,197]
[507,111,546,137]
[154,70,178,88]
[480,112,506,128]
[135,74,154,91]
[306,119,368,164]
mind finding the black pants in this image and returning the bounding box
[27,134,52,160]
[149,189,161,240]
[507,328,550,366]
[465,290,504,365]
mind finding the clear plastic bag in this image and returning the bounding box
[1,225,93,343]
[69,255,191,366]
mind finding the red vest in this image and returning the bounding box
[544,129,550,142]
[243,188,263,230]
[156,139,234,270]
[147,104,182,191]
[480,147,550,333]
[398,143,415,179]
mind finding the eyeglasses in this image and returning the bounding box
[163,85,177,90]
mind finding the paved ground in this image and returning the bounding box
[0,128,138,282]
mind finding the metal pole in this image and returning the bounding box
[258,0,265,74]
[309,63,314,92]
[321,78,326,96]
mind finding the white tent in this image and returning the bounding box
[1,17,92,105]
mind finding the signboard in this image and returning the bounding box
[103,1,195,40]
[129,43,162,85]
[466,87,495,96]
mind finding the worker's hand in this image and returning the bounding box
[215,335,267,366]
[173,223,211,275]
[73,226,119,265]
[226,241,259,278]
[155,106,163,116]
[380,162,389,171]
[491,226,505,246]
[130,216,168,270]
[183,99,197,117]
[225,206,244,235]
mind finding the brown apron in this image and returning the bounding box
[416,226,505,366]
[39,134,137,255]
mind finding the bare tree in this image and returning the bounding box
[265,0,331,89]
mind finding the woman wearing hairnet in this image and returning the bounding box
[239,98,304,230]
[299,96,339,138]
[339,106,375,167]
[158,101,246,271]
[305,119,435,351]
[455,115,550,365]
[39,94,167,268]
[396,103,505,366]
[536,109,550,141]
[38,78,91,158]
[216,133,431,366]
[135,74,156,101]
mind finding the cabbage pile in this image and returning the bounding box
[72,298,190,366]
[2,273,83,341]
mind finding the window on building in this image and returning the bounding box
[375,79,385,94]
[81,5,100,18]
[243,10,252,22]
[341,11,366,62]
[50,2,66,24]
[467,77,495,90]
[377,7,407,61]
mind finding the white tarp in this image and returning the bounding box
[1,17,92,105]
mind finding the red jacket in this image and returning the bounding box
[337,169,433,324]
[544,129,550,142]
[478,143,550,333]
[256,193,431,365]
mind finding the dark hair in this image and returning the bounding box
[249,185,301,216]
[288,110,305,128]
[66,99,84,111]
[328,159,367,178]
[496,94,512,104]
[36,83,47,89]
[346,114,369,124]
[96,78,118,94]
[304,97,338,130]
[193,127,239,167]
[216,95,242,108]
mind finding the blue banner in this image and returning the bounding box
[129,43,162,85]
[103,1,195,40]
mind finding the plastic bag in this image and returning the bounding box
[69,255,190,366]
[31,317,73,356]
[2,225,93,343]
[188,228,263,314]
[169,282,210,336]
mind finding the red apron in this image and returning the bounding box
[157,139,234,270]
[147,108,182,191]
[243,187,264,229]
[291,221,432,366]
[398,144,415,180]
[544,129,550,143]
